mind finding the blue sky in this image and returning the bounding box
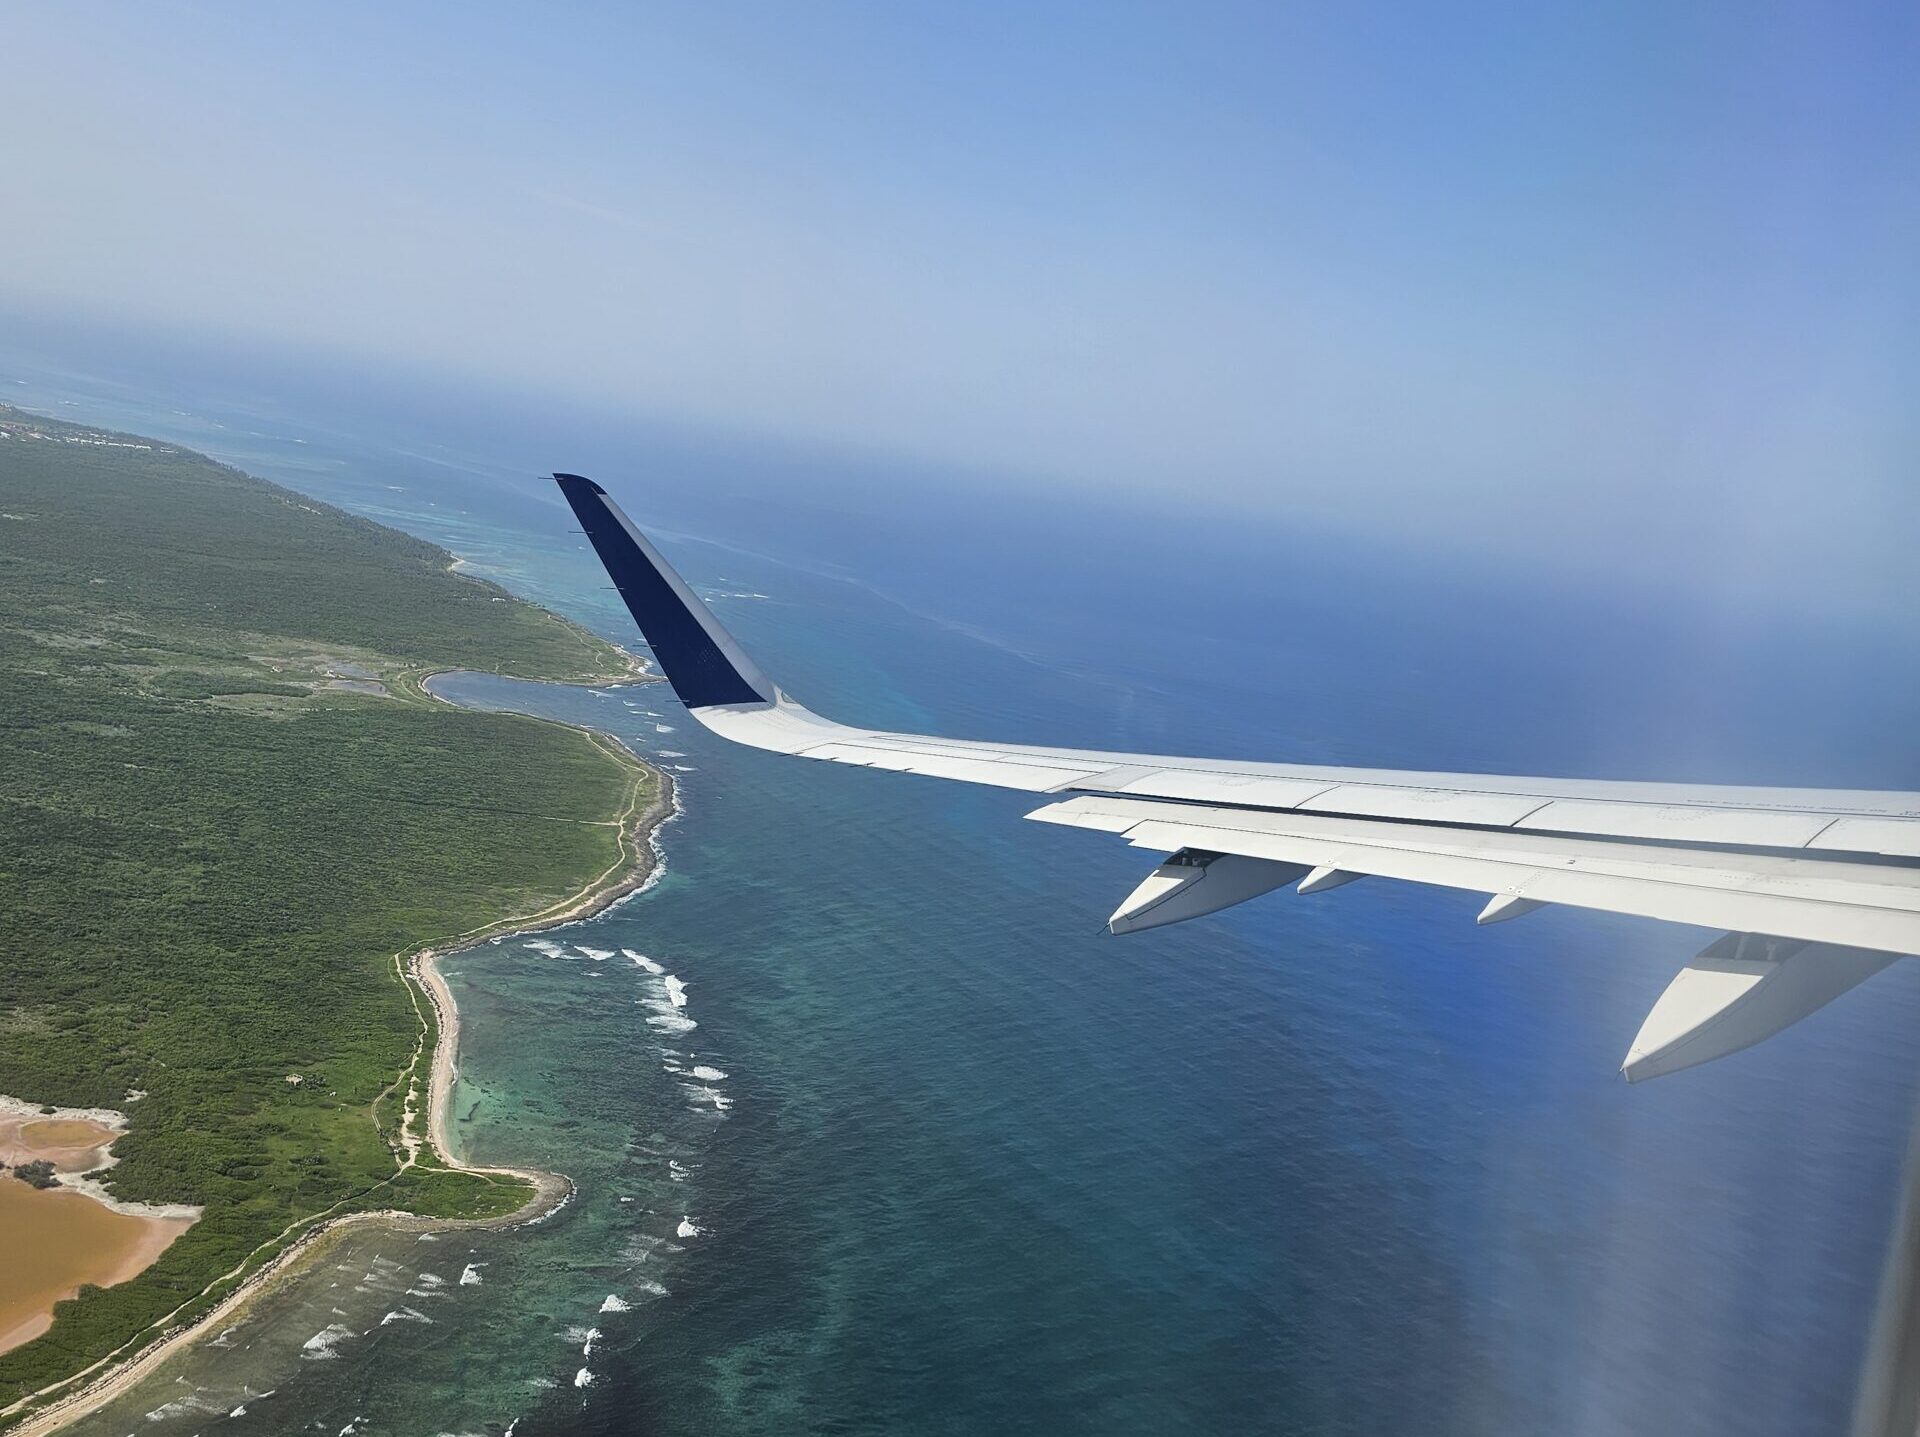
[4,2,1916,612]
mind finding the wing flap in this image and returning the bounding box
[1028,794,1920,955]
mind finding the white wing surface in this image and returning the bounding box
[556,474,1920,1080]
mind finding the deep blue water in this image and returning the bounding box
[9,328,1920,1435]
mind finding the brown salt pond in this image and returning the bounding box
[0,1106,198,1355]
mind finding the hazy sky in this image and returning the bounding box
[5,2,1916,609]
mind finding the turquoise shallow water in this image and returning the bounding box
[11,342,1920,1435]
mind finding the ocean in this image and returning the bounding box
[8,329,1920,1435]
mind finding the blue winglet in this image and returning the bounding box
[555,473,774,709]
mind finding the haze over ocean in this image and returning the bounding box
[10,343,1920,1436]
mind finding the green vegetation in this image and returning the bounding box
[10,1162,57,1190]
[0,407,654,1407]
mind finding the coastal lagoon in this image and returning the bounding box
[0,1181,190,1358]
[0,1109,195,1358]
[13,347,1920,1435]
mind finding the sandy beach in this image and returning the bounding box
[2,718,673,1437]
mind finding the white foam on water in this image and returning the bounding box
[636,1278,670,1297]
[661,975,688,1008]
[521,1186,574,1225]
[656,750,686,758]
[685,1084,732,1112]
[415,1232,439,1242]
[622,1233,666,1264]
[690,1065,727,1081]
[143,1391,227,1421]
[380,1306,433,1326]
[599,1293,631,1313]
[668,1160,689,1182]
[413,1271,446,1288]
[654,723,675,733]
[459,1263,483,1286]
[561,1325,596,1343]
[677,1216,702,1238]
[578,946,615,961]
[625,949,666,974]
[231,1405,247,1418]
[582,1327,599,1357]
[645,1009,697,1034]
[670,764,696,772]
[575,1368,594,1389]
[303,1324,356,1359]
[525,938,565,958]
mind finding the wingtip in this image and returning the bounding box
[553,472,605,495]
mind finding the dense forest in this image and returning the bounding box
[0,408,654,1406]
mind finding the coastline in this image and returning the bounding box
[3,687,675,1437]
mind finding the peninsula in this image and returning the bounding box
[0,408,663,1428]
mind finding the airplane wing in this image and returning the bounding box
[555,473,1920,1080]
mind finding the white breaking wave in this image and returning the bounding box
[142,1392,228,1421]
[561,1324,596,1343]
[380,1306,433,1326]
[654,723,675,733]
[668,1159,689,1182]
[525,938,565,958]
[690,1065,727,1081]
[623,948,665,975]
[686,1084,731,1113]
[677,1216,702,1238]
[661,974,688,1008]
[599,1293,631,1313]
[636,1278,670,1297]
[303,1324,356,1359]
[578,945,615,961]
[459,1263,483,1286]
[575,1368,594,1388]
[656,750,686,758]
[622,1233,667,1263]
[582,1327,600,1357]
